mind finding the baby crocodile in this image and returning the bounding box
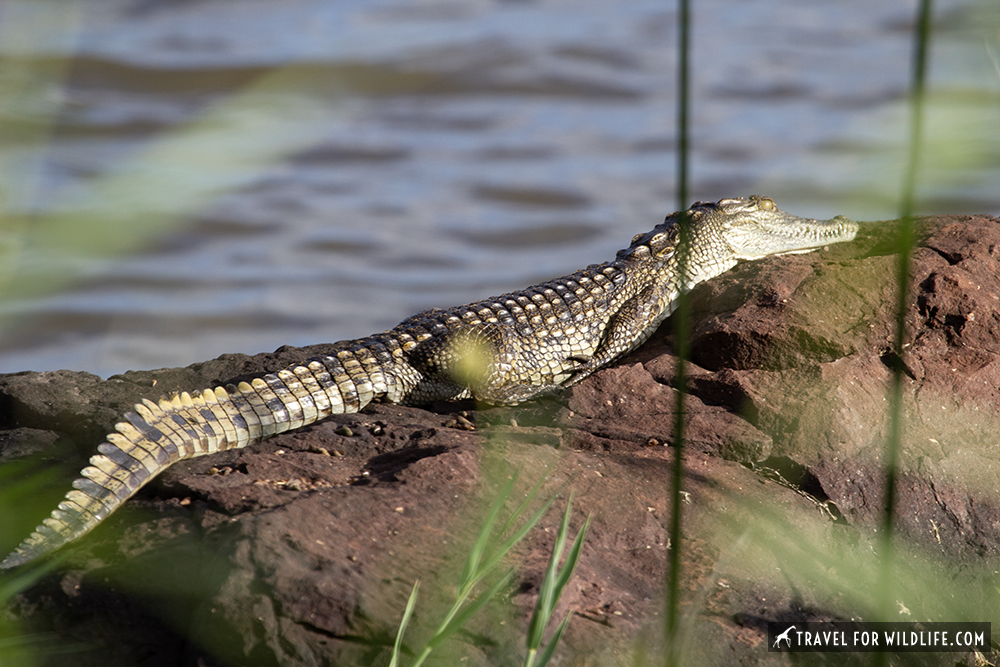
[1,196,857,568]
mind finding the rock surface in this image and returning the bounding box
[1,214,999,666]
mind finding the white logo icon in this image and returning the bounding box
[773,625,796,648]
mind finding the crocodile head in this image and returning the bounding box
[620,196,857,266]
[703,195,858,259]
[615,196,858,291]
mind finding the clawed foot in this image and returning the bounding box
[559,354,602,387]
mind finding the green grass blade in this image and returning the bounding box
[877,2,934,659]
[526,497,589,667]
[460,473,518,587]
[388,580,420,667]
[548,513,590,612]
[532,613,572,667]
[496,471,548,538]
[425,569,515,652]
[477,495,555,584]
[526,493,574,650]
[668,0,692,662]
[0,554,67,604]
[404,475,567,665]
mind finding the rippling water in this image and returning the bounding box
[0,0,997,377]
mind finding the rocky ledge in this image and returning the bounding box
[1,214,999,666]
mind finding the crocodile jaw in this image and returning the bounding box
[723,205,859,261]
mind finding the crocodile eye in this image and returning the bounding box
[757,198,776,211]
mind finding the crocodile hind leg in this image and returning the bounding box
[406,323,565,406]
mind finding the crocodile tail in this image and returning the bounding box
[0,351,399,569]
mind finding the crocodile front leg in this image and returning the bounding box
[562,284,674,387]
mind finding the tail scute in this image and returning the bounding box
[1,352,400,569]
[239,380,277,437]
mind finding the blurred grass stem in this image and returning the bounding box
[878,0,933,645]
[666,0,691,664]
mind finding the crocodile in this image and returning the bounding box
[0,196,857,569]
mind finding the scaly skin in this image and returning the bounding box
[0,196,857,568]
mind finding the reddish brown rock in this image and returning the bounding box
[2,214,999,666]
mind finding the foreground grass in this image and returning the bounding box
[388,472,591,667]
